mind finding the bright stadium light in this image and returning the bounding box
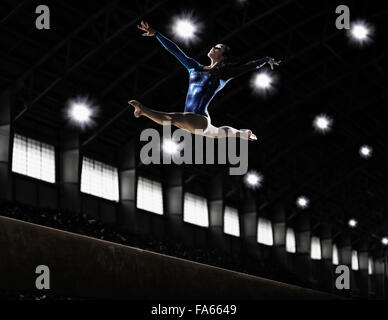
[250,71,278,97]
[352,24,368,40]
[244,170,263,189]
[382,237,388,246]
[65,96,98,129]
[175,19,195,39]
[313,114,333,134]
[348,218,358,228]
[170,13,202,45]
[250,72,277,96]
[71,103,91,123]
[255,73,272,89]
[347,20,374,46]
[296,196,309,209]
[359,145,372,158]
[163,139,179,154]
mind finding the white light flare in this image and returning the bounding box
[348,218,358,228]
[244,170,263,189]
[163,140,179,154]
[296,196,309,209]
[313,114,333,134]
[347,20,374,46]
[71,103,91,123]
[250,72,277,96]
[65,96,98,129]
[359,145,372,159]
[170,13,202,45]
[175,20,195,39]
[382,237,388,246]
[255,73,272,89]
[352,25,368,40]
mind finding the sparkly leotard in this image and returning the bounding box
[155,32,269,118]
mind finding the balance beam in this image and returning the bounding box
[0,216,336,299]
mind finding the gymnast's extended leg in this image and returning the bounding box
[128,100,208,133]
[203,123,257,141]
[220,126,257,140]
[129,100,257,141]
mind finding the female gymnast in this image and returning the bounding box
[129,20,281,141]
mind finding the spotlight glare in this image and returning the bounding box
[359,145,372,158]
[65,96,97,129]
[348,219,358,228]
[175,19,196,39]
[296,196,309,209]
[71,103,91,123]
[244,171,263,189]
[382,237,388,246]
[250,72,277,97]
[347,20,374,46]
[247,174,258,185]
[163,140,179,154]
[352,24,368,40]
[254,73,272,89]
[170,13,202,45]
[313,114,333,133]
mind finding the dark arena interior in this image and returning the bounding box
[1,0,388,309]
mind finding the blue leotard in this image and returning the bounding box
[155,32,269,118]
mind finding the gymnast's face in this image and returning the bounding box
[208,44,226,62]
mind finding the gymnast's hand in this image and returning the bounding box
[268,58,281,70]
[137,20,157,36]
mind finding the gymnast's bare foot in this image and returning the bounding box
[249,131,257,141]
[128,100,144,118]
[241,129,257,141]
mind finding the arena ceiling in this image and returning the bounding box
[1,0,387,251]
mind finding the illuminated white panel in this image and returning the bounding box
[257,217,273,246]
[310,236,322,260]
[368,258,374,275]
[81,157,119,202]
[136,177,163,215]
[12,134,55,183]
[332,244,339,265]
[183,193,209,227]
[352,250,359,270]
[286,228,296,253]
[224,206,240,237]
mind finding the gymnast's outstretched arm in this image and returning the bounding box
[137,20,200,70]
[154,32,202,71]
[220,56,271,80]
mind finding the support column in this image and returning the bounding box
[358,241,370,298]
[59,130,81,214]
[118,138,137,233]
[295,211,311,284]
[241,191,257,257]
[165,166,183,241]
[272,202,287,268]
[374,256,385,299]
[320,224,334,293]
[208,173,225,250]
[0,88,12,201]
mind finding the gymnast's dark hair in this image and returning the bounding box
[208,44,240,77]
